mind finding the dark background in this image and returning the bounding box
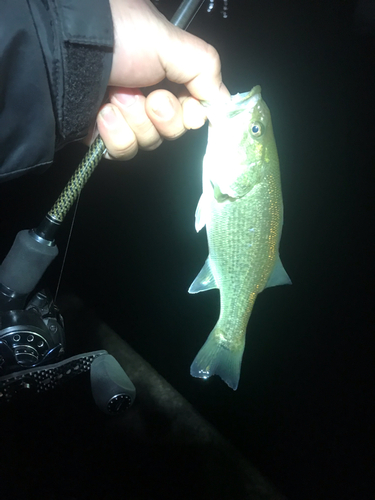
[0,0,374,499]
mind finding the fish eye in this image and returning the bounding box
[250,122,263,137]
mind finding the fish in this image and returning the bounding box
[189,85,291,390]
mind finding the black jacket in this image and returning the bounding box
[0,0,113,182]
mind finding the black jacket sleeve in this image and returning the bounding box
[0,0,113,182]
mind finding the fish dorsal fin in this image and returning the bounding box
[265,255,292,289]
[188,258,218,294]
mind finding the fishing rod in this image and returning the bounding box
[0,0,206,414]
[35,0,206,243]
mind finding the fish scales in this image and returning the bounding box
[189,86,291,390]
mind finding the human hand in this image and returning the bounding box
[93,0,230,160]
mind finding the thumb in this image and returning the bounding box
[158,27,230,102]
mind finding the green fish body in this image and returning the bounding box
[189,86,291,390]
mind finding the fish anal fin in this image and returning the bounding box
[190,327,244,390]
[265,255,292,289]
[188,258,217,294]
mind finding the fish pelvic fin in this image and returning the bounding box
[190,327,245,390]
[194,194,206,232]
[188,257,218,293]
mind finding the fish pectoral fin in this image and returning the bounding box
[194,194,206,232]
[265,255,292,289]
[188,257,218,293]
[212,181,248,203]
[213,183,230,202]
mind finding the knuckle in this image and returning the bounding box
[107,139,138,161]
[135,118,156,137]
[206,43,221,67]
[163,128,186,141]
[141,137,163,151]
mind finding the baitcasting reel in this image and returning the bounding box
[0,288,66,375]
[0,276,136,414]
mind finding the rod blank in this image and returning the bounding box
[170,0,206,30]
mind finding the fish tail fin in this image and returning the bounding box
[190,327,245,390]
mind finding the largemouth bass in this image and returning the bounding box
[189,86,291,390]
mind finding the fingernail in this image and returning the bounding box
[152,96,175,120]
[113,90,138,107]
[99,105,119,128]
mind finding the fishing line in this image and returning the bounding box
[54,192,81,303]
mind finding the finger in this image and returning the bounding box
[97,103,138,160]
[179,95,207,130]
[158,28,231,103]
[145,89,186,140]
[110,88,163,151]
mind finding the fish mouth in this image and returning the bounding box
[203,85,264,126]
[231,85,262,107]
[201,85,262,111]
